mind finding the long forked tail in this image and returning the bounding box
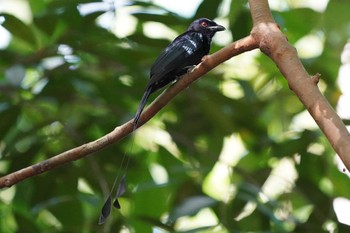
[99,85,153,224]
[133,85,153,130]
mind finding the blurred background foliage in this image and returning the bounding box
[1,0,350,232]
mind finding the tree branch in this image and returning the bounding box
[0,36,258,188]
[248,0,350,170]
[2,0,350,188]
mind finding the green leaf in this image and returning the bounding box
[2,14,36,46]
[0,105,20,141]
[169,195,218,221]
[275,8,322,43]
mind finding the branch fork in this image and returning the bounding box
[1,0,349,188]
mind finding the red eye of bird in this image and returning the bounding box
[201,21,207,27]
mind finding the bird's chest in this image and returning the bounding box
[181,33,210,58]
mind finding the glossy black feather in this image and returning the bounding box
[133,18,225,128]
[149,32,209,87]
[113,175,127,209]
[98,195,111,225]
[99,18,225,225]
[133,85,152,130]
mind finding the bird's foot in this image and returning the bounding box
[186,65,196,73]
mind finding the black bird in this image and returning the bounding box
[133,18,225,128]
[99,18,225,224]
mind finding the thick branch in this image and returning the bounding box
[0,36,258,188]
[249,0,350,170]
[2,0,350,188]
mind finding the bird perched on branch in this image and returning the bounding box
[99,18,225,224]
[133,18,225,128]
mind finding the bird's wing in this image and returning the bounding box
[149,31,208,85]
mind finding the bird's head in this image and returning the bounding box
[187,18,225,37]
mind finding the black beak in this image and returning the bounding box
[208,24,226,32]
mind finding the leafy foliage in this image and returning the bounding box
[0,0,350,232]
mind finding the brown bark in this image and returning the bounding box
[248,0,350,169]
[1,0,349,188]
